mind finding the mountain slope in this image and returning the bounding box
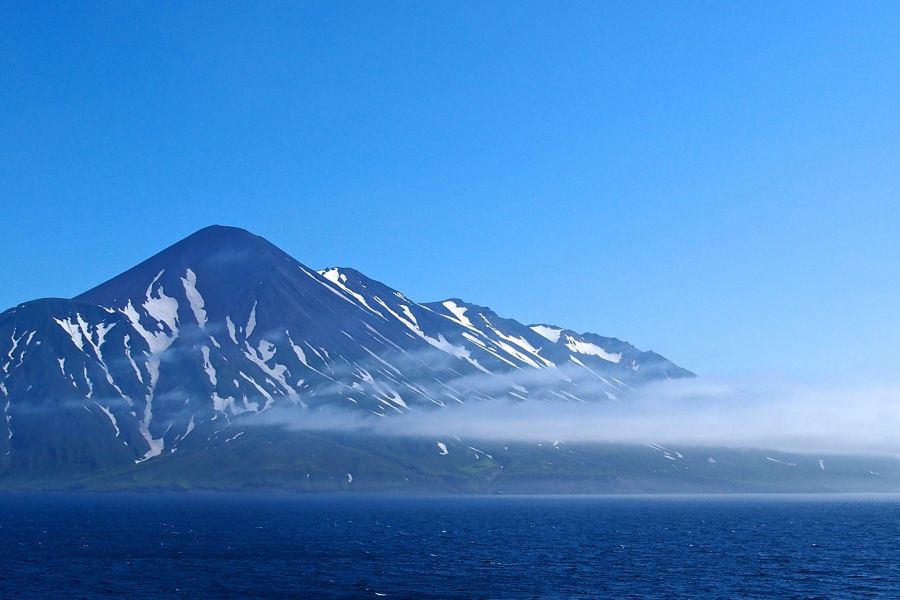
[0,225,698,488]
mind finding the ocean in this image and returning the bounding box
[1,493,898,598]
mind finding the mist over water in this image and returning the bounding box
[255,365,900,457]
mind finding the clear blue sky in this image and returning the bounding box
[2,2,899,378]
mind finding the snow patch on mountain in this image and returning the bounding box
[180,268,207,327]
[441,300,475,329]
[564,335,622,363]
[530,325,563,343]
[143,272,180,336]
[95,402,121,438]
[320,268,387,319]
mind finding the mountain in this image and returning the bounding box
[0,226,896,493]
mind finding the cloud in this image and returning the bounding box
[250,367,900,457]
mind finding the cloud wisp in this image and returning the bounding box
[252,368,900,457]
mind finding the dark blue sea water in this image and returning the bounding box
[1,494,899,599]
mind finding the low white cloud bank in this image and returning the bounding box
[253,372,900,457]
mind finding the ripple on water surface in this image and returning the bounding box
[1,493,900,599]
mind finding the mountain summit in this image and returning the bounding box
[0,226,697,489]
